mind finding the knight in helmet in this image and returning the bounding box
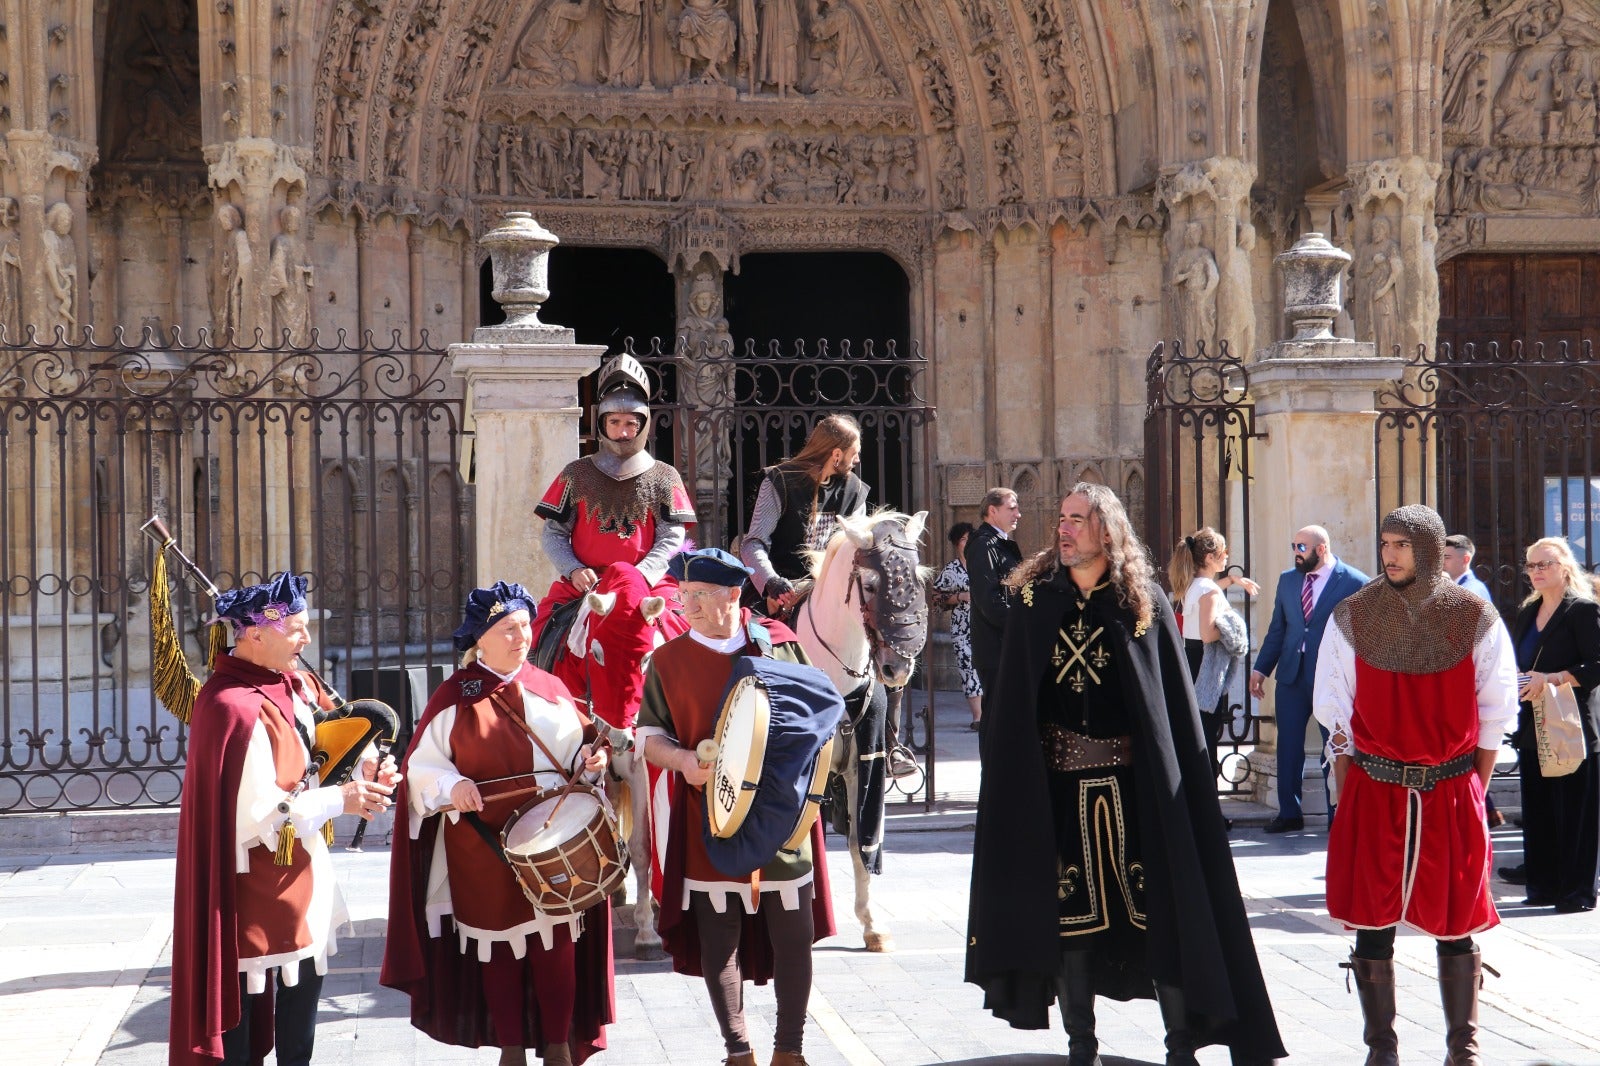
[532,353,697,650]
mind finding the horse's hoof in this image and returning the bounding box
[863,931,894,953]
[633,935,664,960]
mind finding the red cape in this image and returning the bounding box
[169,654,301,1066]
[653,617,837,981]
[379,661,615,1060]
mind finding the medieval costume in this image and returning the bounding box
[532,353,696,650]
[1314,505,1516,1065]
[740,459,868,603]
[635,548,835,1066]
[169,573,354,1066]
[966,554,1285,1066]
[381,582,614,1065]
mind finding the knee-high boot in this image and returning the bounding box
[1438,950,1483,1066]
[1055,950,1101,1066]
[1346,955,1399,1066]
[1154,984,1201,1066]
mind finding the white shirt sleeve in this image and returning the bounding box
[1474,620,1520,749]
[1312,622,1357,738]
[406,705,466,818]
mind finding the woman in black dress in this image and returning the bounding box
[1509,536,1600,912]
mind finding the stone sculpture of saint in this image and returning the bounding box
[600,0,645,87]
[42,202,78,334]
[757,0,801,95]
[512,0,592,87]
[1363,216,1401,358]
[806,0,891,97]
[266,206,315,345]
[676,0,737,83]
[1218,222,1256,361]
[213,203,251,339]
[1171,221,1218,345]
[0,198,19,340]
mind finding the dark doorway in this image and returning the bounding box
[724,251,910,353]
[481,245,675,349]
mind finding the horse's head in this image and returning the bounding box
[837,510,931,688]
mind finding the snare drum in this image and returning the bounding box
[501,783,629,916]
[703,656,846,878]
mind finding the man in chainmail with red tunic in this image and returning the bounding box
[1314,504,1518,1066]
[532,353,696,656]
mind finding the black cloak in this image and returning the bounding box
[964,563,1286,1062]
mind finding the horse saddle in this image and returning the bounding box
[312,698,399,786]
[531,595,586,673]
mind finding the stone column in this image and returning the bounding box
[451,213,604,593]
[1246,233,1404,816]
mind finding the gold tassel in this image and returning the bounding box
[207,620,229,671]
[149,544,203,725]
[274,822,298,866]
[322,821,336,846]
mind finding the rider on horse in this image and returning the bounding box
[532,353,696,724]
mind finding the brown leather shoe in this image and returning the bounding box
[722,1054,758,1066]
[769,1053,808,1066]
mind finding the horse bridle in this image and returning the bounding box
[806,531,927,684]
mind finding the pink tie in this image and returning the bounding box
[1302,572,1318,621]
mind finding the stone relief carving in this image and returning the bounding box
[211,203,250,337]
[1359,214,1401,356]
[993,133,1023,203]
[675,0,738,84]
[602,0,648,86]
[266,206,314,344]
[512,1,593,87]
[1441,0,1600,217]
[110,0,202,163]
[42,203,78,334]
[936,135,966,211]
[1218,222,1255,361]
[384,104,415,178]
[1171,221,1218,344]
[746,0,801,95]
[0,198,19,339]
[472,120,921,207]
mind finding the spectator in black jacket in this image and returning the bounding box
[965,487,1022,731]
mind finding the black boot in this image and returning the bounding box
[1055,950,1101,1066]
[1155,984,1201,1066]
[1344,954,1399,1066]
[1438,949,1484,1065]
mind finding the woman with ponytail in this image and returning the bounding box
[1169,528,1259,784]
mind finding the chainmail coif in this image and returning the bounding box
[1332,504,1497,674]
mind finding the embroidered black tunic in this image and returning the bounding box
[1039,585,1147,987]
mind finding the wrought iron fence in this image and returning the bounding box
[626,336,939,806]
[0,327,472,813]
[1375,339,1600,614]
[1144,340,1263,796]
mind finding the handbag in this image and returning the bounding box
[1533,680,1586,778]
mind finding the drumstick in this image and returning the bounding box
[695,739,719,768]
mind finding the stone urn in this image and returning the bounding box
[1275,232,1352,342]
[480,211,559,328]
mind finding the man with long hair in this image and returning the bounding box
[1314,505,1516,1065]
[740,413,868,616]
[966,483,1285,1066]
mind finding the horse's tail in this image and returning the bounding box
[612,771,633,842]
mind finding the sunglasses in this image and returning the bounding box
[1524,560,1559,573]
[1292,542,1313,553]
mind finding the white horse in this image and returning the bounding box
[793,509,930,952]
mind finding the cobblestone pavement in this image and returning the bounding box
[3,696,1596,1066]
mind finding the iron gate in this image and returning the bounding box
[1144,340,1263,796]
[1376,339,1600,614]
[0,329,473,813]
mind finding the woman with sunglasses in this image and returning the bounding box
[1507,537,1600,912]
[1168,527,1259,784]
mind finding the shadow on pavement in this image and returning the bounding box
[932,1057,1160,1066]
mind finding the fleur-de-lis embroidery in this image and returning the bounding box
[1021,582,1035,606]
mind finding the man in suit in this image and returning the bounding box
[1442,533,1493,602]
[1249,525,1369,832]
[965,487,1022,731]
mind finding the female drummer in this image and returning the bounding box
[381,581,614,1066]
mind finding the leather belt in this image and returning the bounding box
[1352,749,1475,792]
[1042,725,1132,773]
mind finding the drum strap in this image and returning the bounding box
[461,811,511,864]
[489,686,580,787]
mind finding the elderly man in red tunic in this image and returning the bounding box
[1314,504,1517,1066]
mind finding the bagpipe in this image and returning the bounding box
[140,516,399,846]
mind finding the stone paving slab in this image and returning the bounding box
[2,694,1595,1066]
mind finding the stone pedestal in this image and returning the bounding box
[451,213,604,595]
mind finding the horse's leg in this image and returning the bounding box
[626,750,662,957]
[845,737,893,952]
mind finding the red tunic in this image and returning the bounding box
[1325,654,1498,938]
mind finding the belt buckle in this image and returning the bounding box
[1401,765,1429,790]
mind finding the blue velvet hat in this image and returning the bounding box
[213,572,308,632]
[667,547,753,587]
[453,581,537,652]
